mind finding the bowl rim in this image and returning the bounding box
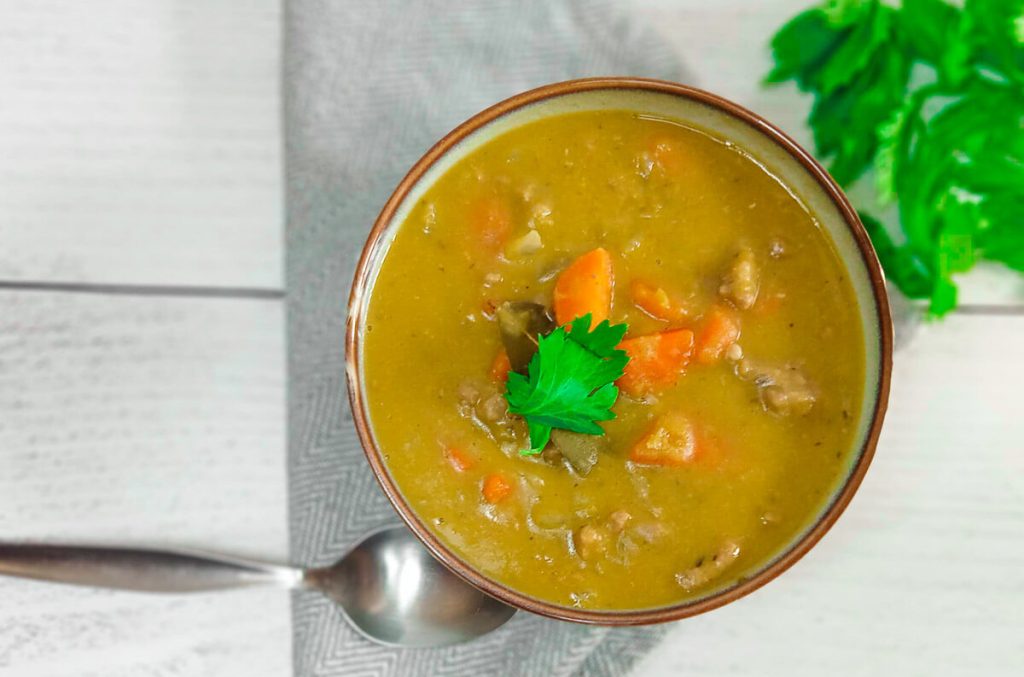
[345,77,893,625]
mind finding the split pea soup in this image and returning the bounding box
[362,109,865,611]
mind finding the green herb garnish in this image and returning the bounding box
[766,0,1024,316]
[504,314,630,455]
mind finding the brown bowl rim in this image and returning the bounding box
[344,77,893,625]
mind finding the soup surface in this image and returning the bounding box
[362,110,865,610]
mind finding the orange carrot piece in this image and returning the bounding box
[650,136,687,175]
[490,349,512,384]
[482,473,513,503]
[695,305,741,364]
[629,412,698,466]
[444,446,475,473]
[469,195,512,252]
[617,329,695,396]
[630,280,688,322]
[553,248,613,326]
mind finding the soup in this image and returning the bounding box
[362,110,864,611]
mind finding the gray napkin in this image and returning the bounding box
[285,1,684,674]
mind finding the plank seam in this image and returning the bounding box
[0,280,285,300]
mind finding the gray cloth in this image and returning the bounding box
[285,2,684,675]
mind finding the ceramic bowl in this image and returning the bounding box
[346,78,893,625]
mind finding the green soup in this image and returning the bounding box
[362,110,864,610]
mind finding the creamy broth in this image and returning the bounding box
[362,110,864,610]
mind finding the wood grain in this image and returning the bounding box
[0,0,283,288]
[634,313,1024,676]
[0,291,290,677]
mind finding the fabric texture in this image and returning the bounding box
[285,2,684,674]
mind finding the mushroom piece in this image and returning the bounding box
[736,358,816,416]
[478,392,508,423]
[495,301,556,372]
[574,523,609,560]
[550,428,605,476]
[675,539,742,591]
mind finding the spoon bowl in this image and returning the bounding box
[307,526,516,647]
[0,525,516,648]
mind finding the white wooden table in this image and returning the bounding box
[0,2,1020,675]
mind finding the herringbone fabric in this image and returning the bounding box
[286,2,684,674]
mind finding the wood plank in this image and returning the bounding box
[633,313,1024,676]
[0,1,283,288]
[0,291,290,676]
[631,0,1024,307]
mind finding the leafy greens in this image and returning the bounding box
[766,0,1024,315]
[504,314,629,455]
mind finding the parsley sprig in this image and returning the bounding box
[766,0,1024,316]
[504,314,629,455]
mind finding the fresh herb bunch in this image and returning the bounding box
[504,314,630,455]
[766,0,1024,315]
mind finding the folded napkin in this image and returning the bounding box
[286,1,683,674]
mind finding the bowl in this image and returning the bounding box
[346,78,893,625]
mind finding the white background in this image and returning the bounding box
[0,1,1021,675]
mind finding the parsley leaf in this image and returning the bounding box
[767,0,1024,317]
[504,314,629,455]
[765,9,847,88]
[901,0,969,85]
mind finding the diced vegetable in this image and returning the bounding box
[553,248,613,326]
[649,136,686,175]
[495,301,555,372]
[550,428,604,476]
[736,358,816,416]
[719,248,760,310]
[482,473,513,503]
[478,393,508,422]
[695,305,741,364]
[630,280,688,322]
[617,329,694,396]
[490,349,512,384]
[675,539,741,590]
[444,446,475,473]
[629,411,698,467]
[574,523,609,560]
[506,229,543,257]
[607,510,631,533]
[469,195,512,252]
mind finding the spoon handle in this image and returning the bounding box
[0,542,303,593]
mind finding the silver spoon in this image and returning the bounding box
[0,525,516,647]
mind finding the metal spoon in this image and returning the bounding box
[0,525,516,647]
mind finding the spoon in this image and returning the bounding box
[0,525,516,647]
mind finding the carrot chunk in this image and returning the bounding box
[444,446,475,473]
[629,412,698,466]
[617,329,695,396]
[630,414,726,468]
[650,136,687,175]
[695,305,741,364]
[630,280,688,322]
[482,473,513,503]
[490,349,512,384]
[553,248,613,326]
[469,195,512,252]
